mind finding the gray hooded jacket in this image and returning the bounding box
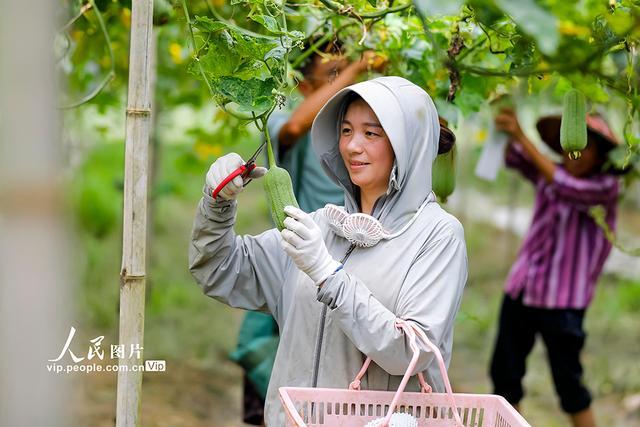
[189,76,468,425]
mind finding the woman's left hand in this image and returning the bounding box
[280,206,342,286]
[495,108,525,141]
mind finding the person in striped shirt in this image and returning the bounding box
[489,109,627,427]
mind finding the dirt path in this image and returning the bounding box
[74,359,245,427]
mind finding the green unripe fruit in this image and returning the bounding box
[263,165,299,230]
[432,146,456,204]
[560,89,587,160]
[261,118,299,229]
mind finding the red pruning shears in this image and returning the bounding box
[211,141,267,199]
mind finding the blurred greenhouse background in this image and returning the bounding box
[1,1,639,426]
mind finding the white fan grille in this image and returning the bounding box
[342,213,384,248]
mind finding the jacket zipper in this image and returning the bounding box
[311,243,356,388]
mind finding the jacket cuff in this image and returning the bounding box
[316,269,346,309]
[200,185,237,220]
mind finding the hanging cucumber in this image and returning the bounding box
[560,89,587,160]
[432,146,456,203]
[262,123,299,230]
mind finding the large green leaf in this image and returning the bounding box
[193,15,228,33]
[413,0,463,16]
[195,32,241,79]
[250,15,280,33]
[495,0,559,55]
[212,77,277,114]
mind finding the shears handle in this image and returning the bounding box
[211,163,256,199]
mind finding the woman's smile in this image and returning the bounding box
[348,160,370,170]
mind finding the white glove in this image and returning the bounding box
[205,153,267,200]
[280,206,342,286]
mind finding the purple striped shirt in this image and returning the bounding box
[504,143,619,309]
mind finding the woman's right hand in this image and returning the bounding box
[495,108,524,142]
[206,153,267,200]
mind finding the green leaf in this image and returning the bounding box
[507,35,536,71]
[592,15,618,46]
[553,76,573,98]
[264,46,286,62]
[577,82,609,103]
[454,88,485,115]
[288,30,305,41]
[414,0,463,16]
[250,15,280,33]
[367,0,377,7]
[212,77,277,114]
[233,34,281,61]
[196,33,240,78]
[234,60,271,80]
[193,15,228,33]
[495,0,559,55]
[606,11,634,36]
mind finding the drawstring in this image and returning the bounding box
[311,244,356,388]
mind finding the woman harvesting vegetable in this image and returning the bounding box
[490,108,628,427]
[189,76,468,425]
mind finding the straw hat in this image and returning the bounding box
[536,114,630,173]
[536,114,620,155]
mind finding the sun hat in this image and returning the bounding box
[536,113,632,174]
[536,114,619,155]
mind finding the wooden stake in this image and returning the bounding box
[116,1,154,426]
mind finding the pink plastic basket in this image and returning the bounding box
[280,319,530,426]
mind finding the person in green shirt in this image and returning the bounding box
[231,40,386,425]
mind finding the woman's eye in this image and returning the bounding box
[365,131,379,137]
[341,128,352,135]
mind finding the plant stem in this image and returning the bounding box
[263,117,276,168]
[59,2,92,32]
[319,0,412,20]
[59,0,115,109]
[280,0,289,84]
[360,2,412,18]
[181,0,214,95]
[205,0,280,40]
[291,21,358,69]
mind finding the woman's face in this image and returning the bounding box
[339,99,395,197]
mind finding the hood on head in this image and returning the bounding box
[311,76,440,231]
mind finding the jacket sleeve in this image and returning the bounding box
[505,141,539,183]
[188,190,289,320]
[316,222,468,376]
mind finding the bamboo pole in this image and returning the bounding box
[116,1,154,426]
[0,1,71,426]
[147,29,159,275]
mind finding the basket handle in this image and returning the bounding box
[349,319,463,427]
